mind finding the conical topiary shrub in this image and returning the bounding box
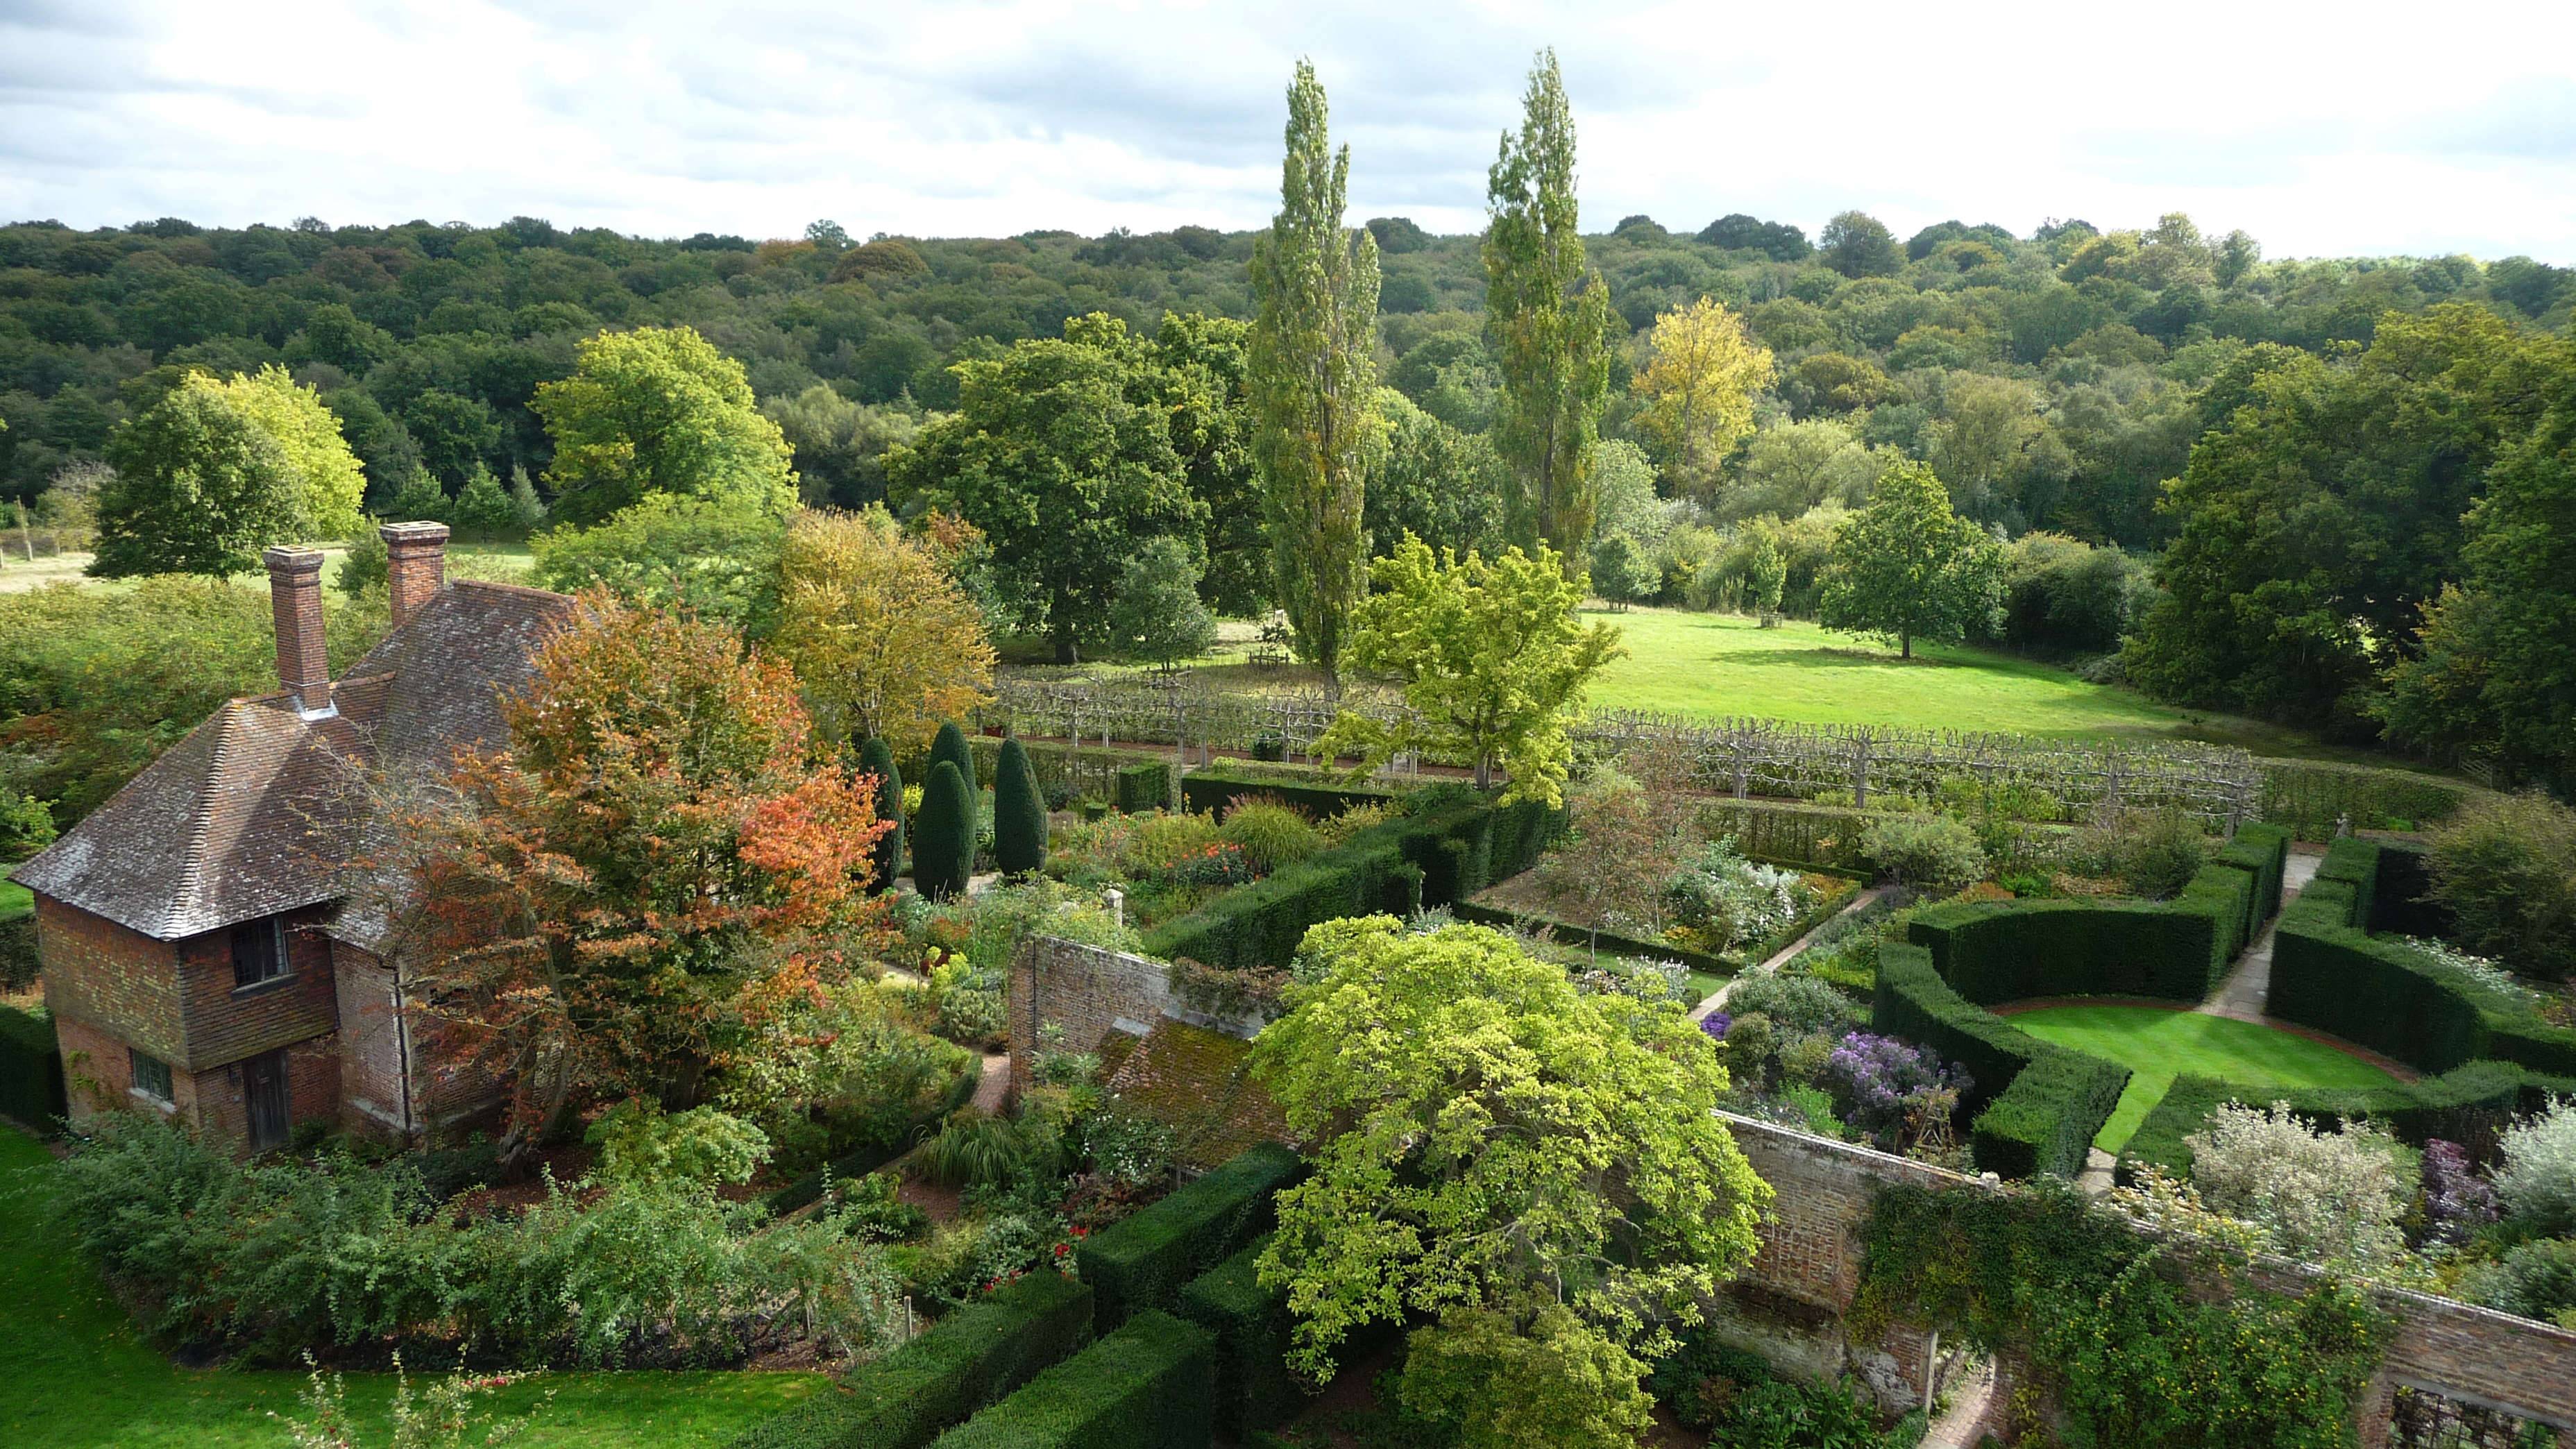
[992,737,1048,876]
[932,721,978,792]
[857,735,904,894]
[914,759,976,901]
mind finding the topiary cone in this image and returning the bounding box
[992,736,1048,876]
[931,720,980,836]
[915,759,976,901]
[857,735,904,894]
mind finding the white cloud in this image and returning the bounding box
[2,0,2572,261]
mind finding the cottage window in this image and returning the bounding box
[231,917,291,989]
[130,1049,172,1103]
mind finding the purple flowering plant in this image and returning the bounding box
[1822,1031,1969,1151]
[2419,1138,2498,1245]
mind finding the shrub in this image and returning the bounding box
[920,1115,1058,1192]
[2099,808,2212,899]
[1074,1142,1303,1330]
[860,736,906,892]
[1727,972,1865,1039]
[915,761,976,901]
[1217,797,1325,876]
[2498,1101,2576,1237]
[1824,1031,1969,1152]
[0,1003,66,1128]
[993,738,1049,877]
[1114,762,1171,814]
[1176,1237,1308,1437]
[2466,1238,2576,1329]
[2425,792,2576,982]
[727,1271,1095,1449]
[931,721,980,789]
[586,1101,771,1187]
[2421,1139,2499,1246]
[2185,1102,2409,1269]
[1858,812,1988,895]
[928,1310,1214,1449]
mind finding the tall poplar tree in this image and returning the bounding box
[1249,59,1380,686]
[1484,49,1613,566]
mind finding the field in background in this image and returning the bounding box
[0,542,536,595]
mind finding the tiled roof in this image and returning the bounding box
[1103,1018,1298,1171]
[13,579,575,942]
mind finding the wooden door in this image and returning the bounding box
[244,1049,289,1153]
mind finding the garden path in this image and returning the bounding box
[1687,886,1891,1023]
[2200,847,2323,1022]
[1920,1359,2000,1448]
[969,1053,1011,1116]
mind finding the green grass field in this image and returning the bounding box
[0,1126,821,1448]
[1,881,29,920]
[2006,1006,2396,1152]
[0,542,536,595]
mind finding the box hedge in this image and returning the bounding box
[2310,834,2381,929]
[1076,1142,1303,1330]
[1178,765,1398,822]
[1872,943,2127,1179]
[1115,762,1173,814]
[0,1004,65,1130]
[1176,1236,1307,1438]
[929,1310,1214,1449]
[1904,890,2232,1007]
[727,1270,1094,1449]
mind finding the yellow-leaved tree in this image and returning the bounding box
[1631,297,1774,500]
[216,366,369,539]
[771,508,995,754]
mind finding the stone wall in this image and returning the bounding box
[1005,935,1264,1092]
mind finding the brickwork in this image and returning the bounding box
[187,1033,341,1151]
[53,1012,196,1130]
[176,906,338,1070]
[264,547,331,713]
[382,520,449,629]
[1006,935,1266,1092]
[36,896,186,1063]
[332,941,409,1138]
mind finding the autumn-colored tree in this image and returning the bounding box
[1630,298,1774,498]
[534,325,800,527]
[382,593,890,1164]
[770,507,996,755]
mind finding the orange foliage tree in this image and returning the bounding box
[388,593,890,1163]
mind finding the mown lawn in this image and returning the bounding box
[0,1126,822,1448]
[2005,1006,2396,1152]
[0,542,536,596]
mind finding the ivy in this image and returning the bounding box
[1853,1180,2391,1448]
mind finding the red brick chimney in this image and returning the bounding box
[381,520,450,630]
[262,546,331,714]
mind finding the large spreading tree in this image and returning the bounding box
[1817,459,2005,659]
[94,367,367,577]
[1251,917,1770,1449]
[1249,59,1380,684]
[1313,532,1621,804]
[1484,49,1613,565]
[887,314,1207,663]
[770,507,995,756]
[1630,297,1774,498]
[533,324,800,527]
[386,594,891,1165]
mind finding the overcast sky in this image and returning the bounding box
[6,0,2575,262]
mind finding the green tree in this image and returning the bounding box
[991,737,1047,877]
[1586,532,1655,611]
[1104,536,1217,666]
[529,495,787,638]
[931,720,978,793]
[887,316,1206,663]
[1817,459,2003,658]
[763,384,919,509]
[913,759,975,901]
[1484,49,1614,564]
[1364,388,1501,560]
[856,735,905,893]
[94,373,299,577]
[1743,527,1786,616]
[1313,533,1622,803]
[1819,211,1901,278]
[533,325,799,527]
[449,462,518,539]
[1249,60,1380,684]
[1149,313,1266,616]
[1249,917,1768,1430]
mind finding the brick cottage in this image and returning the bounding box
[15,523,576,1155]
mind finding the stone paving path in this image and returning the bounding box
[1688,886,1891,1023]
[2201,848,2322,1022]
[1919,1359,1999,1449]
[967,1052,1011,1116]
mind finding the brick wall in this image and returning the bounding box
[332,941,409,1139]
[1006,935,1266,1092]
[53,1012,196,1132]
[36,896,185,1065]
[176,906,339,1070]
[187,1033,341,1153]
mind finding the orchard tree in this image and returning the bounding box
[771,508,996,755]
[1251,917,1769,1448]
[1250,59,1380,684]
[383,594,892,1166]
[94,366,364,577]
[887,315,1206,663]
[1631,298,1774,496]
[1817,459,2003,658]
[1313,533,1622,804]
[533,325,799,526]
[1484,49,1614,564]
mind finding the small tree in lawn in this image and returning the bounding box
[992,737,1047,877]
[856,735,905,893]
[1251,917,1770,1449]
[381,592,892,1167]
[1744,526,1787,622]
[450,463,518,539]
[1314,533,1623,805]
[1105,536,1218,667]
[913,759,976,901]
[1817,459,2003,658]
[1586,532,1655,611]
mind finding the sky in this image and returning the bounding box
[5,0,2575,262]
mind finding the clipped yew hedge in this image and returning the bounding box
[727,1270,1094,1449]
[1178,765,1398,822]
[1176,1236,1307,1438]
[1873,942,2128,1178]
[0,1004,65,1130]
[1076,1142,1303,1331]
[1115,762,1172,814]
[1904,880,2239,1006]
[929,1310,1214,1449]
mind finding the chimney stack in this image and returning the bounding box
[263,546,331,715]
[381,520,450,630]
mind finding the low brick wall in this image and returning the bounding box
[1006,935,1264,1092]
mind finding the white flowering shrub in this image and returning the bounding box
[2185,1102,2410,1269]
[2498,1099,2576,1237]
